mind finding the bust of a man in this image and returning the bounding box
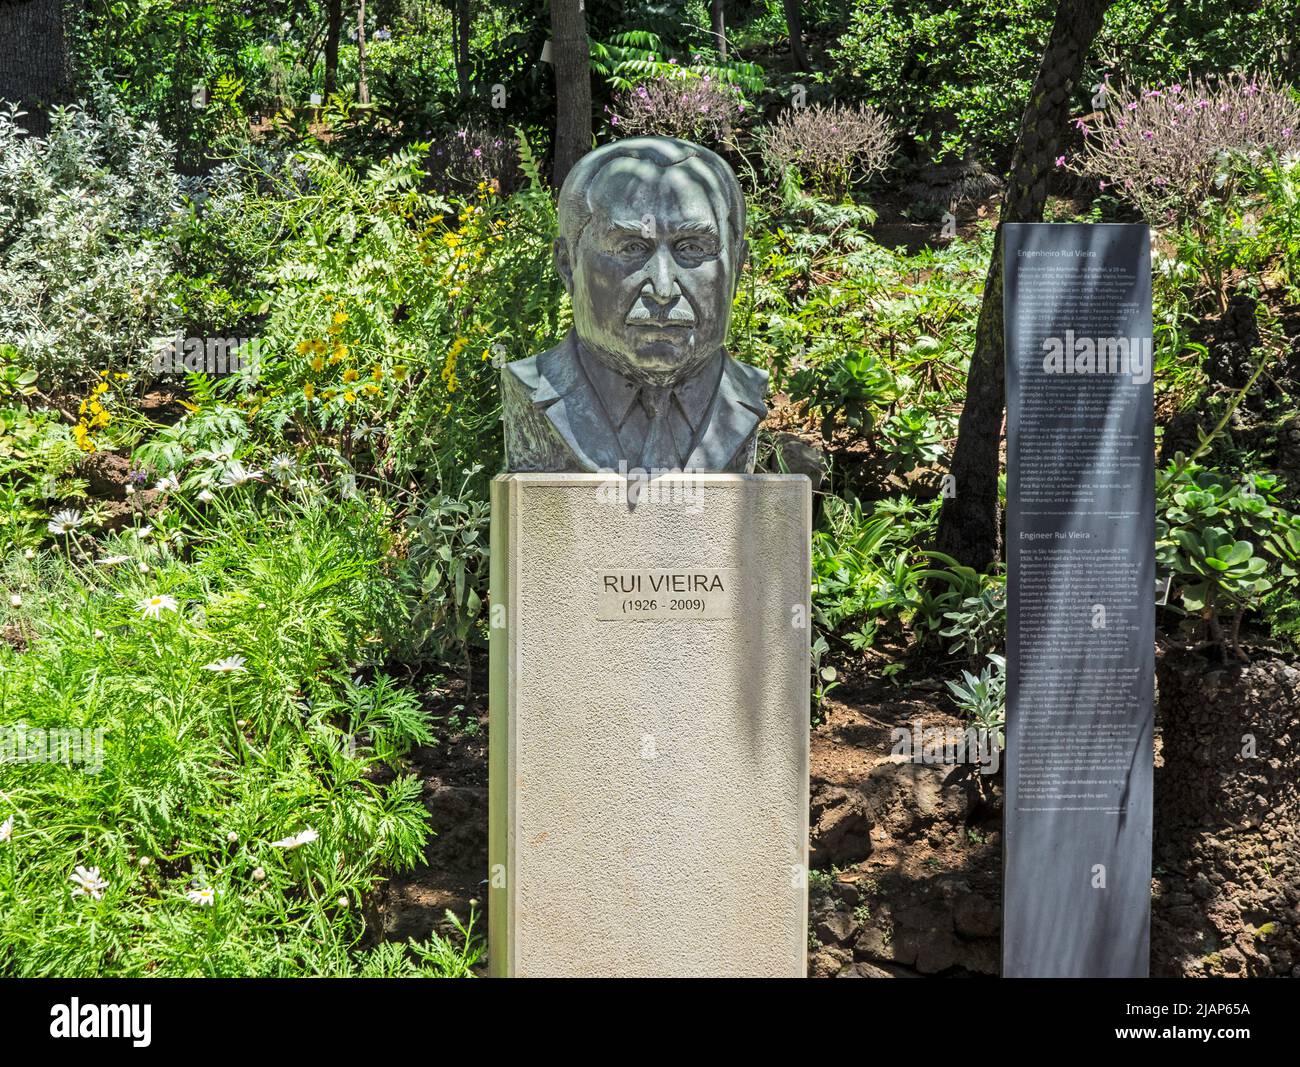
[502,137,768,474]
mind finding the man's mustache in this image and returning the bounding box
[625,291,697,327]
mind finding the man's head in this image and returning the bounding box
[555,137,747,386]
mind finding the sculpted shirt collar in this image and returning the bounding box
[517,328,768,472]
[574,341,723,435]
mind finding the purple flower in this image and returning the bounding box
[611,115,620,125]
[1142,130,1155,140]
[1054,154,1065,167]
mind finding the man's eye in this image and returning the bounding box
[617,240,650,256]
[676,240,714,257]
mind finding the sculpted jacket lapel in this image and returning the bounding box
[684,352,768,471]
[525,332,768,473]
[531,332,624,472]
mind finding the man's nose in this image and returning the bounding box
[643,244,678,302]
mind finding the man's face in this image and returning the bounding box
[560,157,745,383]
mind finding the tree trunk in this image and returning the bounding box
[711,0,727,60]
[324,0,343,98]
[455,0,472,98]
[356,0,369,105]
[934,0,1115,572]
[783,0,808,72]
[0,0,69,133]
[550,0,591,188]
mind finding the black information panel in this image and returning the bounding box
[1003,223,1154,977]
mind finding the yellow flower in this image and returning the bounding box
[93,382,109,395]
[370,365,384,381]
[304,382,316,399]
[332,343,348,362]
[296,339,313,356]
[363,383,380,396]
[343,390,357,403]
[342,367,359,384]
[449,336,468,358]
[333,310,349,326]
[310,356,325,373]
[393,364,408,381]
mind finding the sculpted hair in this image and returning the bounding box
[556,138,746,264]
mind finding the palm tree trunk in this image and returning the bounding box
[324,0,343,98]
[0,0,70,134]
[550,0,591,187]
[783,0,809,72]
[935,0,1115,572]
[356,0,370,105]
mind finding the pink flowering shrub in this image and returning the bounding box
[1072,73,1300,224]
[605,75,747,149]
[759,101,894,197]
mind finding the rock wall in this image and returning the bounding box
[1153,649,1300,977]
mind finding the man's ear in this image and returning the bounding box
[554,237,574,294]
[732,237,749,298]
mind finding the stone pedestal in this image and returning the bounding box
[488,473,811,977]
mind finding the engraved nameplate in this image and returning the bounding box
[596,569,735,620]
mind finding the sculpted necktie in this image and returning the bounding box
[637,385,679,470]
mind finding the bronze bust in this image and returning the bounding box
[502,137,768,474]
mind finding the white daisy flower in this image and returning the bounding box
[133,526,153,540]
[23,548,34,560]
[187,886,218,907]
[196,489,215,503]
[70,865,108,900]
[251,866,266,881]
[269,827,319,850]
[95,555,131,566]
[9,594,20,608]
[0,814,13,843]
[220,461,263,488]
[268,454,297,484]
[47,509,83,536]
[203,655,247,674]
[138,593,179,620]
[137,562,150,574]
[155,474,181,493]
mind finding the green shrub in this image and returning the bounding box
[0,497,476,976]
[0,93,181,389]
[1157,458,1300,657]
